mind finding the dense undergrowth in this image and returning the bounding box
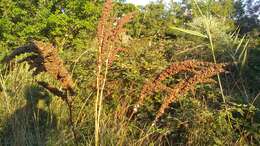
[0,0,260,145]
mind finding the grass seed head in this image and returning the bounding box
[3,41,75,97]
[137,60,228,122]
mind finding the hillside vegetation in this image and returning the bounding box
[0,0,260,145]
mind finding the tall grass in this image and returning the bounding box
[95,0,135,145]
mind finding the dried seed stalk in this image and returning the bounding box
[137,60,227,123]
[155,63,226,122]
[3,40,75,96]
[2,40,78,141]
[95,0,135,145]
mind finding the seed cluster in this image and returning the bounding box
[2,40,75,98]
[97,0,135,66]
[137,60,227,122]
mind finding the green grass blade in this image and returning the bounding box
[235,35,246,55]
[239,39,249,72]
[170,26,208,38]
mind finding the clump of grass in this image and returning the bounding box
[0,63,76,145]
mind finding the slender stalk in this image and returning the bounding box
[97,46,112,135]
[95,44,103,146]
[65,97,78,143]
[205,19,226,103]
[193,0,226,103]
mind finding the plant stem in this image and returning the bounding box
[206,20,226,103]
[95,44,103,146]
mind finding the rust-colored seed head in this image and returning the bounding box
[31,41,74,94]
[111,12,136,41]
[2,40,75,98]
[137,60,228,122]
[97,0,113,46]
[97,0,135,66]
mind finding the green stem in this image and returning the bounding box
[206,20,226,103]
